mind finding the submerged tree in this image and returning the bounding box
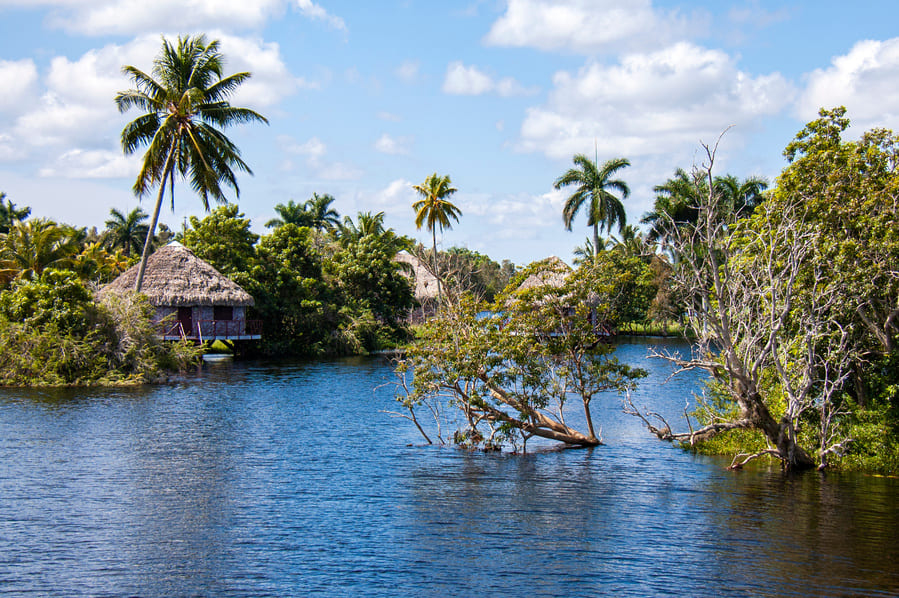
[115,34,267,292]
[395,257,644,451]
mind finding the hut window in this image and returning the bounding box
[213,306,234,321]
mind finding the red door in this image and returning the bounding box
[177,307,193,337]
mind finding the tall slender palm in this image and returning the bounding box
[641,168,705,248]
[115,34,267,291]
[412,173,460,304]
[554,155,630,254]
[102,207,149,258]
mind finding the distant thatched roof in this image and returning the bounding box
[516,256,571,291]
[395,250,440,301]
[101,242,254,307]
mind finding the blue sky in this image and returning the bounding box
[1,0,898,265]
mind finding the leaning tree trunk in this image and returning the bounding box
[134,148,175,292]
[740,390,816,471]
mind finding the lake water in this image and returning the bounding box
[1,338,897,597]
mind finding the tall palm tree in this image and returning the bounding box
[554,155,630,254]
[412,173,460,304]
[0,193,31,234]
[102,207,149,258]
[115,34,267,291]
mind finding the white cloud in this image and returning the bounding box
[35,0,284,36]
[0,59,39,113]
[374,133,412,155]
[217,35,309,107]
[377,111,402,122]
[295,0,347,33]
[39,148,137,178]
[280,135,362,180]
[396,60,420,83]
[518,42,795,159]
[484,0,705,54]
[799,37,899,131]
[443,61,537,97]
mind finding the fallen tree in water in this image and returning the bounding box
[394,257,645,452]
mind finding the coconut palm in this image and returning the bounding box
[304,193,340,231]
[0,218,82,281]
[714,174,768,219]
[554,155,630,254]
[412,173,461,304]
[341,211,386,240]
[266,199,308,229]
[641,168,705,248]
[115,34,267,291]
[102,207,149,258]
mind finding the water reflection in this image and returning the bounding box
[0,347,897,597]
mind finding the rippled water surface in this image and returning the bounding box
[1,339,898,597]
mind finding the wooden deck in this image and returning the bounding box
[160,319,262,342]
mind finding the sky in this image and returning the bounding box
[1,0,898,266]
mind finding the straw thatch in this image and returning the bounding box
[516,256,571,291]
[395,250,440,302]
[101,242,254,307]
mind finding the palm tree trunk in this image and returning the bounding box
[134,147,175,292]
[432,227,441,305]
[592,223,600,263]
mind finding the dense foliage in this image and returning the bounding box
[627,108,899,473]
[0,269,199,385]
[396,257,646,451]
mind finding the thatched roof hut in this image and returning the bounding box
[395,250,440,302]
[515,256,571,292]
[102,242,253,307]
[102,242,259,341]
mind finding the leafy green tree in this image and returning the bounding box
[328,227,414,350]
[116,34,267,292]
[102,207,149,258]
[442,247,515,302]
[182,203,258,276]
[396,258,645,450]
[554,155,630,253]
[235,224,329,356]
[412,173,461,304]
[0,269,199,385]
[0,193,30,234]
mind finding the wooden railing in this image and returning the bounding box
[160,319,262,340]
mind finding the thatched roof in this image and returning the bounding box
[516,256,571,291]
[101,242,254,307]
[395,250,440,301]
